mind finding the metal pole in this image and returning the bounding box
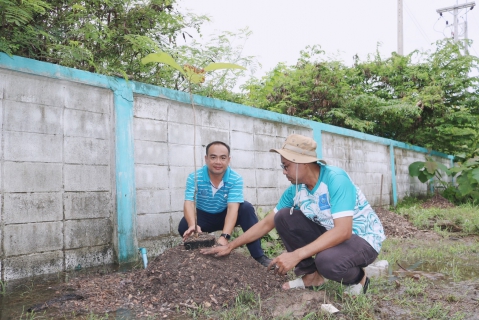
[397,0,404,55]
[454,7,459,42]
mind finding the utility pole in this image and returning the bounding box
[436,2,475,48]
[397,0,404,55]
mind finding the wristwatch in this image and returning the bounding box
[220,233,231,240]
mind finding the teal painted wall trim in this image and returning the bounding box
[132,81,315,129]
[389,145,398,206]
[0,53,111,88]
[110,78,138,263]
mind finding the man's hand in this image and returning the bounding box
[217,236,228,246]
[268,251,302,276]
[200,244,232,257]
[182,225,202,241]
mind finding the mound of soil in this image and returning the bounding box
[52,246,286,318]
[421,193,455,209]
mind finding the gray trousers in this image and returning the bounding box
[274,208,378,285]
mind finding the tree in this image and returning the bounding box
[1,0,208,80]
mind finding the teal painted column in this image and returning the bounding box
[110,78,138,263]
[389,144,398,206]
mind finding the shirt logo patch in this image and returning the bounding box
[200,190,208,196]
[319,194,330,210]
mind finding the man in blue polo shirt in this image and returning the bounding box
[178,141,271,267]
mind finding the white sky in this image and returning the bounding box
[177,0,479,81]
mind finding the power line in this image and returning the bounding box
[404,3,431,43]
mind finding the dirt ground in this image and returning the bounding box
[36,196,478,319]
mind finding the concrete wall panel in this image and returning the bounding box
[256,169,278,188]
[135,165,169,189]
[64,109,109,139]
[136,189,171,214]
[230,150,255,169]
[64,83,111,114]
[230,115,254,133]
[134,118,167,142]
[4,131,62,162]
[201,109,230,130]
[134,140,168,165]
[137,213,171,239]
[255,152,278,169]
[231,131,254,151]
[233,168,256,188]
[65,246,114,270]
[168,101,199,125]
[64,165,110,191]
[257,188,280,206]
[170,190,185,211]
[4,193,62,223]
[64,137,109,165]
[200,127,229,147]
[169,166,193,189]
[4,100,63,134]
[4,222,63,255]
[64,219,111,249]
[3,72,66,107]
[64,192,111,219]
[134,95,168,121]
[4,162,62,192]
[4,251,64,281]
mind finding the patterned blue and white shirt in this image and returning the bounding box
[274,163,386,252]
[185,165,244,214]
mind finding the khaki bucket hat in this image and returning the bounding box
[270,134,322,164]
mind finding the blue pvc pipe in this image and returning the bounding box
[139,248,148,269]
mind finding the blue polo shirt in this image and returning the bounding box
[275,163,386,253]
[185,165,244,214]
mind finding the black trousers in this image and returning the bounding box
[274,207,378,285]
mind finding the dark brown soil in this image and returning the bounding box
[39,195,478,319]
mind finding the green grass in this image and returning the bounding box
[394,200,479,237]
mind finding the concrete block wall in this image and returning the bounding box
[0,69,114,280]
[133,94,311,256]
[323,133,392,207]
[0,54,453,281]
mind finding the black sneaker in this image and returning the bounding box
[255,255,272,268]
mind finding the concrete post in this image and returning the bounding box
[110,78,138,263]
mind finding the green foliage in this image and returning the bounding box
[409,153,479,203]
[241,41,479,156]
[408,157,449,186]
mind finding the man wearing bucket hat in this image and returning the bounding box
[201,134,386,295]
